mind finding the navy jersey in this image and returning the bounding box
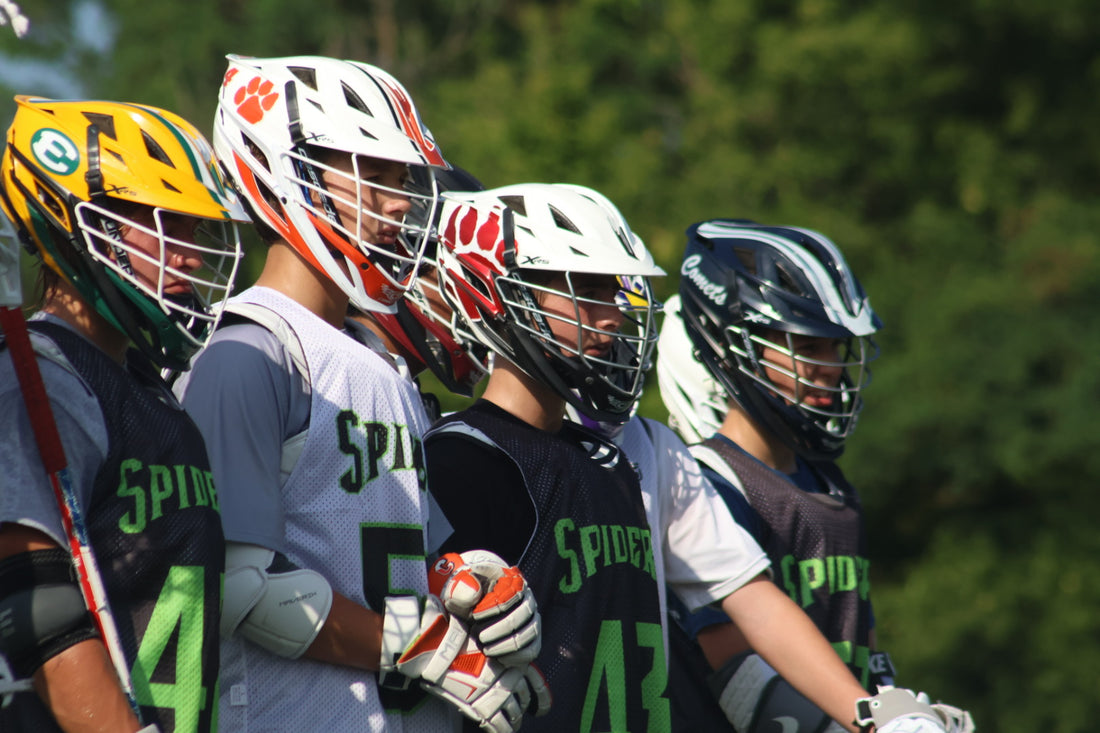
[696,436,875,687]
[427,400,670,733]
[2,322,223,733]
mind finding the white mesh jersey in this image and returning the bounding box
[613,416,772,657]
[210,287,457,733]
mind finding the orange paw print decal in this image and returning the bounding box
[233,76,279,124]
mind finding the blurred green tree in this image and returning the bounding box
[2,1,1097,728]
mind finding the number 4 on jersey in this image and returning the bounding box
[130,565,209,731]
[581,620,669,733]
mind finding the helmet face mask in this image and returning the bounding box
[498,270,657,418]
[668,219,881,459]
[731,324,877,453]
[214,54,449,314]
[434,183,664,422]
[1,96,248,371]
[369,266,490,397]
[287,147,437,293]
[74,199,241,340]
[363,163,489,396]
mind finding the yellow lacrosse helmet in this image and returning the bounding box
[0,95,249,370]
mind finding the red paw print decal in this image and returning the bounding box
[444,203,507,264]
[233,76,279,124]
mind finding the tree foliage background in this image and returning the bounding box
[3,1,1098,729]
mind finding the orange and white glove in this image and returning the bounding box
[420,644,552,733]
[429,550,541,667]
[379,593,551,732]
[379,594,468,691]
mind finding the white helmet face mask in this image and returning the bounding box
[214,54,449,313]
[365,162,491,395]
[75,201,243,351]
[434,183,665,422]
[285,148,436,296]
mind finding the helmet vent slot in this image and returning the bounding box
[498,195,526,217]
[242,133,271,173]
[141,130,174,167]
[547,204,580,234]
[775,262,805,296]
[162,179,182,193]
[105,148,125,164]
[288,66,318,90]
[35,182,65,218]
[615,230,633,257]
[734,246,756,273]
[341,83,373,116]
[359,127,379,141]
[83,112,117,139]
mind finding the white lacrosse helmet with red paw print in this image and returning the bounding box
[213,53,450,313]
[433,183,664,422]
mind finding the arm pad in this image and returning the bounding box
[0,549,98,678]
[222,542,333,658]
[709,651,845,733]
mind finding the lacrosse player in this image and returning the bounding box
[174,55,544,733]
[656,219,974,733]
[0,96,247,732]
[421,184,950,733]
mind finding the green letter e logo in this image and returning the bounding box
[30,128,80,176]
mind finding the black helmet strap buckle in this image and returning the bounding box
[84,123,106,200]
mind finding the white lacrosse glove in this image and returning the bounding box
[379,594,551,731]
[428,550,541,667]
[855,687,975,733]
[422,654,552,733]
[379,595,469,691]
[915,692,976,733]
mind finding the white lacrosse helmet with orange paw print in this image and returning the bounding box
[213,53,450,313]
